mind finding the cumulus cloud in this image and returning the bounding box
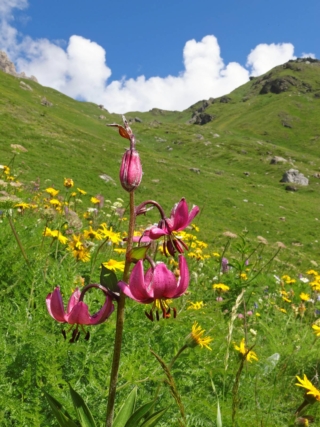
[301,52,316,59]
[0,2,315,113]
[246,43,296,76]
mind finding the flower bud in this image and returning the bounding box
[119,149,142,192]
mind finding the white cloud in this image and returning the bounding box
[301,52,316,59]
[246,43,296,76]
[0,2,313,113]
[0,0,28,17]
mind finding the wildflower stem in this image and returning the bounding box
[105,191,135,427]
[7,215,31,269]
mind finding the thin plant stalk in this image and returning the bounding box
[7,215,31,269]
[105,191,135,427]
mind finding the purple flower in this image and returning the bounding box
[221,257,229,273]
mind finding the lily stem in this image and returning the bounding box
[105,191,135,427]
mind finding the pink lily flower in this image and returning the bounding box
[46,287,114,341]
[118,255,189,320]
[149,198,199,256]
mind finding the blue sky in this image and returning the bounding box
[1,0,319,112]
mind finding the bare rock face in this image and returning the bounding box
[0,50,38,82]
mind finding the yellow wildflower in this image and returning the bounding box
[77,188,87,195]
[186,322,213,350]
[102,259,125,272]
[45,187,59,197]
[307,270,319,276]
[213,283,230,292]
[296,374,320,402]
[14,202,31,210]
[234,338,258,362]
[99,224,122,245]
[312,324,320,337]
[64,178,74,188]
[91,196,101,205]
[187,301,205,310]
[300,292,310,302]
[83,226,103,240]
[191,224,200,232]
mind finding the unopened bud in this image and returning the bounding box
[120,149,142,192]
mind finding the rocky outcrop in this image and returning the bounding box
[189,112,216,125]
[280,169,309,186]
[0,50,38,82]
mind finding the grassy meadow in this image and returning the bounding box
[1,60,320,426]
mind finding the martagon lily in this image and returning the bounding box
[118,255,189,320]
[135,198,200,256]
[46,286,114,342]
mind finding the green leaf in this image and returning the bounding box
[69,384,97,427]
[126,245,150,262]
[100,263,119,293]
[216,399,222,427]
[113,387,137,427]
[124,400,156,427]
[140,408,168,427]
[44,391,79,427]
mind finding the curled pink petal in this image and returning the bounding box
[121,261,154,303]
[88,295,114,324]
[171,198,189,231]
[66,301,91,325]
[148,227,167,239]
[152,263,177,299]
[174,255,190,297]
[46,287,66,323]
[67,288,81,314]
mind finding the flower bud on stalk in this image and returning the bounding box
[119,148,142,192]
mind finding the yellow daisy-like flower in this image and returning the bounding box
[212,252,220,257]
[2,165,10,175]
[191,224,199,232]
[45,187,59,197]
[102,259,125,272]
[296,374,320,402]
[73,248,91,262]
[282,297,291,303]
[43,227,68,245]
[91,196,101,205]
[49,198,62,207]
[240,273,248,280]
[279,308,287,314]
[307,270,319,276]
[77,188,87,195]
[187,301,205,310]
[64,178,74,188]
[196,240,208,249]
[312,324,320,337]
[234,338,258,363]
[83,226,103,241]
[99,224,122,245]
[113,248,126,255]
[187,322,213,350]
[14,202,31,210]
[310,281,320,292]
[300,292,310,302]
[213,283,230,292]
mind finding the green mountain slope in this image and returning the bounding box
[1,59,320,268]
